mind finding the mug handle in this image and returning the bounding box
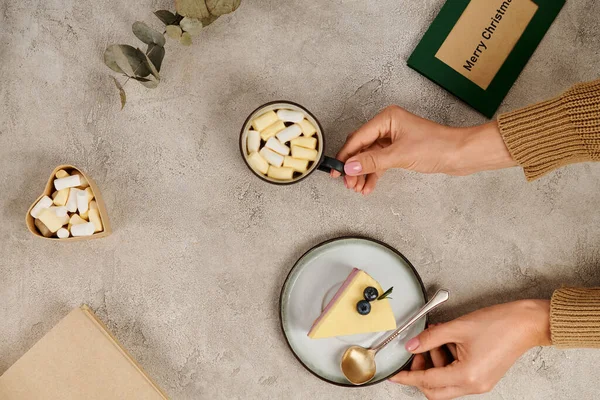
[317,156,345,176]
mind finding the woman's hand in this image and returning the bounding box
[390,300,551,400]
[332,106,517,194]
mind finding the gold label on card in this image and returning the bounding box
[435,0,538,90]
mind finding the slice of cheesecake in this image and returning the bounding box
[308,268,396,339]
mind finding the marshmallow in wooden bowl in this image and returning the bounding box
[26,165,111,241]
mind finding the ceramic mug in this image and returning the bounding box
[240,101,345,185]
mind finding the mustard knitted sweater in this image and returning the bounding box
[498,79,600,348]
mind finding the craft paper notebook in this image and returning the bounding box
[408,0,565,118]
[0,305,168,400]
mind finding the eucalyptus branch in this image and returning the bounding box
[103,1,242,109]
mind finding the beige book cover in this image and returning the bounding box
[0,305,168,400]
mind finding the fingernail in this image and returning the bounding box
[344,161,362,175]
[406,337,420,352]
[343,176,349,188]
[362,188,371,196]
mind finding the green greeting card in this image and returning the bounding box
[408,0,565,118]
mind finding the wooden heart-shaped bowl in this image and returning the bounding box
[26,165,111,241]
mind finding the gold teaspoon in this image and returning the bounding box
[341,289,450,385]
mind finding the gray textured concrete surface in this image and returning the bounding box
[1,0,599,398]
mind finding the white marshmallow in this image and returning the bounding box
[30,196,53,218]
[56,228,70,239]
[38,208,69,232]
[276,124,302,143]
[260,121,286,141]
[77,190,88,213]
[49,206,68,217]
[298,119,317,137]
[251,111,278,131]
[247,130,261,153]
[85,187,94,203]
[69,214,87,227]
[71,222,95,237]
[291,145,319,161]
[260,147,284,167]
[277,109,304,123]
[247,152,269,175]
[52,188,70,206]
[283,156,309,173]
[73,173,89,188]
[55,169,69,179]
[54,175,81,191]
[265,137,290,156]
[291,136,317,149]
[267,166,294,180]
[66,188,81,213]
[88,209,103,232]
[35,219,53,238]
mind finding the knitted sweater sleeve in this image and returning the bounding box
[499,82,600,348]
[497,79,600,181]
[551,288,600,348]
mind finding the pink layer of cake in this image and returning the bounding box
[307,268,360,336]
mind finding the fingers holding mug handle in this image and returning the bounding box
[318,156,345,176]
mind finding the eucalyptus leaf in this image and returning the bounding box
[206,0,241,16]
[104,44,147,77]
[140,48,160,80]
[166,25,183,39]
[111,76,126,110]
[135,62,151,78]
[180,31,192,46]
[123,46,152,78]
[132,21,166,47]
[175,0,211,19]
[200,14,219,26]
[154,10,177,25]
[180,17,202,36]
[146,43,165,72]
[132,76,159,89]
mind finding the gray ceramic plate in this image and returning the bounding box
[280,237,427,386]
